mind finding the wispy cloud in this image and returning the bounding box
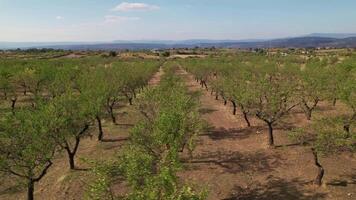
[112,2,160,12]
[104,15,140,23]
[56,16,64,20]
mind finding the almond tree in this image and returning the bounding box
[289,117,355,186]
[51,92,93,170]
[254,69,299,147]
[224,69,256,127]
[76,68,107,141]
[338,65,356,134]
[0,103,60,200]
[116,69,205,200]
[298,63,329,120]
[0,69,19,113]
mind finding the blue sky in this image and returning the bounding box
[0,0,355,42]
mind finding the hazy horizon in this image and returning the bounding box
[1,0,356,42]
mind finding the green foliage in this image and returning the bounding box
[0,102,59,186]
[84,159,118,200]
[119,70,204,199]
[85,63,205,200]
[161,51,171,57]
[313,117,355,154]
[288,128,310,145]
[289,116,355,155]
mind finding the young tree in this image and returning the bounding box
[289,117,355,186]
[76,68,107,141]
[51,92,92,170]
[0,103,60,200]
[298,63,329,120]
[338,66,356,134]
[115,70,205,200]
[254,69,299,147]
[224,69,256,127]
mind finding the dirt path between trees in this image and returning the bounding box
[0,66,166,200]
[148,66,164,87]
[176,68,356,200]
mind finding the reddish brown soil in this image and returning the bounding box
[177,68,356,200]
[1,67,355,200]
[0,68,165,200]
[148,67,164,86]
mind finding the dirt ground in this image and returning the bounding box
[148,66,164,86]
[176,68,356,200]
[0,67,165,200]
[1,66,355,200]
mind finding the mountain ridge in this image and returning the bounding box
[1,33,356,50]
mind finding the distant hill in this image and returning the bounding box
[224,37,356,49]
[306,33,356,39]
[1,33,356,50]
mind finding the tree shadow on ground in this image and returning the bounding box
[0,183,23,196]
[224,176,327,200]
[183,150,284,174]
[198,108,218,114]
[200,126,264,141]
[275,120,300,132]
[113,123,134,128]
[327,170,356,187]
[101,137,128,143]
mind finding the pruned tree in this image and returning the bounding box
[338,66,356,134]
[51,92,92,170]
[0,103,60,200]
[224,69,256,127]
[298,63,329,120]
[254,69,299,147]
[76,68,107,141]
[289,117,355,186]
[114,67,205,200]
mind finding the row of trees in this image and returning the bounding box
[181,53,355,185]
[86,63,206,200]
[0,57,161,200]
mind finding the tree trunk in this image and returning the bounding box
[96,116,104,141]
[223,97,227,106]
[65,144,77,170]
[27,180,34,200]
[109,106,117,124]
[231,100,237,115]
[11,97,17,114]
[302,99,319,121]
[202,81,208,91]
[68,152,75,170]
[267,122,274,147]
[344,112,355,136]
[64,126,87,170]
[243,111,251,127]
[332,98,337,106]
[312,148,324,186]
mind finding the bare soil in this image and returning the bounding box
[176,68,356,200]
[148,66,164,86]
[1,67,355,200]
[0,68,165,200]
